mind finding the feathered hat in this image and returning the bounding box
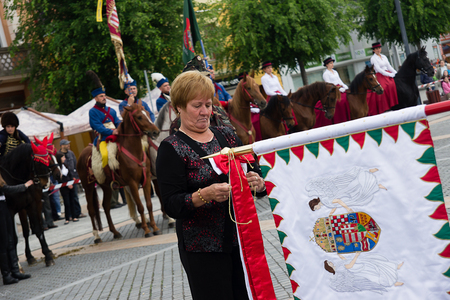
[124,74,137,90]
[86,70,105,97]
[182,55,211,75]
[1,112,19,128]
[151,73,169,88]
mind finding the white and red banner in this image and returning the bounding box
[253,105,450,299]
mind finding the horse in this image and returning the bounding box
[260,95,295,139]
[19,135,62,266]
[289,82,340,132]
[347,65,384,120]
[228,73,267,144]
[393,46,434,109]
[77,103,161,243]
[1,142,59,267]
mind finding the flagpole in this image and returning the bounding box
[200,40,209,68]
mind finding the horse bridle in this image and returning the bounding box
[31,154,51,185]
[241,81,258,107]
[294,84,336,113]
[347,71,381,95]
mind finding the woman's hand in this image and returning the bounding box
[202,183,231,203]
[68,185,73,189]
[246,171,266,193]
[24,180,34,188]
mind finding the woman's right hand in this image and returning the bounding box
[201,183,231,203]
[24,180,34,188]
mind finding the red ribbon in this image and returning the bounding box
[213,153,276,300]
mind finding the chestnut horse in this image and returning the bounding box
[289,82,340,132]
[77,103,160,243]
[260,95,295,139]
[228,74,267,144]
[347,65,384,120]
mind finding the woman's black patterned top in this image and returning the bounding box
[156,126,240,253]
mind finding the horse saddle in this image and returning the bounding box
[89,142,120,185]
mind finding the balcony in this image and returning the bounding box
[0,47,29,78]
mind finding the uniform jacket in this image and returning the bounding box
[89,103,121,145]
[119,98,155,122]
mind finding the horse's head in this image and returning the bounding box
[321,83,340,120]
[35,134,61,180]
[240,73,267,109]
[363,65,384,95]
[275,95,295,129]
[30,142,51,188]
[417,46,434,78]
[123,103,160,140]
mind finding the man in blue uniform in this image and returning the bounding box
[151,73,171,112]
[208,65,232,103]
[118,75,155,122]
[87,71,121,168]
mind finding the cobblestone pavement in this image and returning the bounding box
[1,110,450,300]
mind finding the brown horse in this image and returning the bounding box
[289,82,340,132]
[347,65,384,120]
[228,73,267,144]
[77,103,161,243]
[260,95,295,139]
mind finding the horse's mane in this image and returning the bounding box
[291,82,329,102]
[1,143,33,181]
[155,102,171,129]
[349,71,366,94]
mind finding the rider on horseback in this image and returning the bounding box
[151,72,171,112]
[0,112,30,157]
[87,71,121,168]
[119,74,155,122]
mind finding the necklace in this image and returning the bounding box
[179,128,214,143]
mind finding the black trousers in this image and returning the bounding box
[179,246,249,300]
[60,187,77,220]
[0,201,14,255]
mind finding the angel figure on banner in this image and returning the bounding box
[324,252,404,294]
[306,166,387,215]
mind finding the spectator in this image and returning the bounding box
[49,175,62,221]
[56,153,79,224]
[57,139,86,219]
[441,71,450,100]
[420,72,435,91]
[436,60,448,79]
[41,191,58,230]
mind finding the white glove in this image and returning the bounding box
[390,73,396,78]
[339,87,346,93]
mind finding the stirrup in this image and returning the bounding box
[110,180,120,190]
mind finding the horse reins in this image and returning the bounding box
[346,71,381,95]
[261,98,294,126]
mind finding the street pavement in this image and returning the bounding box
[1,108,450,300]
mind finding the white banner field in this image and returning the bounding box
[253,106,450,299]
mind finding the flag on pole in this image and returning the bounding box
[249,106,450,299]
[106,0,128,89]
[183,0,202,64]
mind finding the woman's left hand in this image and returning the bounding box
[246,171,265,193]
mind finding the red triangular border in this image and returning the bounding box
[291,145,304,162]
[384,125,399,142]
[290,280,299,294]
[421,166,442,184]
[273,214,283,228]
[351,132,365,149]
[439,243,450,258]
[282,246,291,260]
[320,139,334,156]
[265,181,276,196]
[414,128,434,146]
[262,152,276,168]
[430,203,448,221]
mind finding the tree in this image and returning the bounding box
[4,0,184,114]
[359,0,450,48]
[198,0,360,85]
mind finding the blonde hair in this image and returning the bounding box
[171,71,214,112]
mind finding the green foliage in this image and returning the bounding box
[198,0,360,76]
[359,0,450,47]
[4,0,184,114]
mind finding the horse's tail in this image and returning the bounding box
[92,188,103,231]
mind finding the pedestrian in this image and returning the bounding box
[436,60,448,79]
[260,60,287,99]
[441,70,450,100]
[57,139,86,219]
[118,74,155,121]
[49,175,62,221]
[0,177,33,285]
[56,153,79,224]
[156,70,266,300]
[151,73,171,112]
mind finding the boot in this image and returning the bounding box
[0,253,18,285]
[8,248,30,280]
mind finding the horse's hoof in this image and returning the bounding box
[113,233,123,239]
[27,258,38,266]
[153,230,161,236]
[94,238,102,244]
[45,260,55,267]
[144,233,153,238]
[135,223,142,229]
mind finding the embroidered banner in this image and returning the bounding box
[106,0,128,89]
[253,106,450,299]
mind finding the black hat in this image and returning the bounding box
[1,112,19,128]
[182,55,210,75]
[261,61,272,69]
[323,57,335,66]
[371,42,382,49]
[86,70,105,97]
